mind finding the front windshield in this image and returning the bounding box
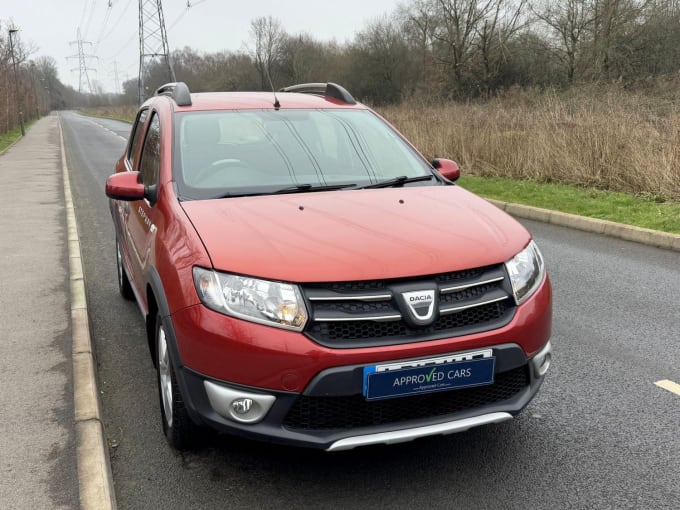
[173,109,433,199]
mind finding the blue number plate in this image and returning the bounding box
[362,357,495,401]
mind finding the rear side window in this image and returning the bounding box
[139,113,161,188]
[127,109,149,169]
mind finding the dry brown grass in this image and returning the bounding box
[81,105,138,124]
[378,85,680,199]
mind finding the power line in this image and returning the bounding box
[169,0,209,32]
[78,0,90,33]
[82,0,99,40]
[99,0,135,47]
[93,1,114,53]
[109,30,137,59]
[167,5,189,32]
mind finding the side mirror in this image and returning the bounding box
[432,158,460,182]
[105,171,146,201]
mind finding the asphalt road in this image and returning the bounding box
[59,111,680,510]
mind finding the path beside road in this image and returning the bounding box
[0,115,114,510]
[0,115,78,508]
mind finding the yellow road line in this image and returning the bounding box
[655,380,680,397]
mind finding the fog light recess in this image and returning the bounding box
[531,341,552,377]
[204,381,276,424]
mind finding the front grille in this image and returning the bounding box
[313,300,396,315]
[308,301,512,341]
[440,283,497,304]
[434,268,486,283]
[283,366,529,430]
[302,264,516,348]
[323,280,387,292]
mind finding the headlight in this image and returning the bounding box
[193,267,308,331]
[505,240,545,305]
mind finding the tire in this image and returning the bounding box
[156,313,197,450]
[116,238,134,300]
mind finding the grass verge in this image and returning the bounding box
[458,175,680,234]
[0,124,32,153]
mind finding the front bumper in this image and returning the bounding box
[165,277,551,449]
[175,341,551,450]
[170,275,552,392]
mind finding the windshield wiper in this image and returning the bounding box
[270,183,357,194]
[203,183,357,200]
[356,174,434,189]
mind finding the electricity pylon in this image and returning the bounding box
[138,0,176,103]
[68,27,97,94]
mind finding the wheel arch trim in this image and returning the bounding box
[145,268,203,425]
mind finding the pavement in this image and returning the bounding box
[0,115,678,510]
[0,115,115,510]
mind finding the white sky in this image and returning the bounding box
[3,0,403,94]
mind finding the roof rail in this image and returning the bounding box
[154,82,192,107]
[279,82,356,105]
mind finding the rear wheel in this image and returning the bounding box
[156,313,197,450]
[116,238,134,300]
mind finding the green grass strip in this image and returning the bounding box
[0,120,38,154]
[458,175,680,234]
[0,125,27,153]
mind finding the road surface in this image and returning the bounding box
[60,111,680,510]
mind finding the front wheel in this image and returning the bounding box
[156,313,197,450]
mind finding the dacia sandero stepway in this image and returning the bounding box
[105,82,552,450]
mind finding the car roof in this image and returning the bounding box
[147,82,367,112]
[167,91,368,112]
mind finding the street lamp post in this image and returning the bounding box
[29,62,40,118]
[8,28,26,137]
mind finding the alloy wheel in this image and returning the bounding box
[158,324,173,428]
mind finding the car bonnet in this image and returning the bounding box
[180,185,531,283]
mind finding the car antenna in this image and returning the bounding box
[264,67,280,109]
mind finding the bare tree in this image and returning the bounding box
[348,17,417,103]
[248,16,286,90]
[0,22,34,133]
[429,0,499,92]
[591,0,650,79]
[399,0,444,96]
[474,0,529,95]
[532,0,597,83]
[279,34,326,85]
[635,0,680,76]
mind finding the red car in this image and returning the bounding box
[106,82,552,450]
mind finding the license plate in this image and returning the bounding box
[362,353,495,401]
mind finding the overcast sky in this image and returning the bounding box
[3,0,403,94]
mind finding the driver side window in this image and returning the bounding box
[139,113,161,188]
[127,109,149,169]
